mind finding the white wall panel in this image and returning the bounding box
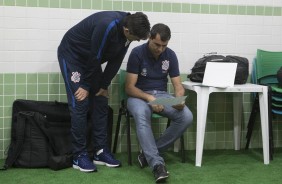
[1,6,282,73]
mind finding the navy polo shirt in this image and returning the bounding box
[127,42,180,91]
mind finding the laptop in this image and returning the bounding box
[201,62,237,88]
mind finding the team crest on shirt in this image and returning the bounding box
[141,68,147,76]
[162,60,169,73]
[71,72,81,83]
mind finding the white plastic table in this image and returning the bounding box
[182,81,270,167]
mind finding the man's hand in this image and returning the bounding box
[147,95,164,113]
[172,101,185,111]
[95,88,109,98]
[74,87,89,101]
[151,104,164,113]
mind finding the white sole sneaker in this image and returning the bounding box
[72,164,96,172]
[93,160,120,167]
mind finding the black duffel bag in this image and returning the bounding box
[1,99,113,171]
[2,100,72,170]
[188,54,249,84]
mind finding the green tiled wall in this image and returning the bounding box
[2,73,282,159]
[0,0,282,16]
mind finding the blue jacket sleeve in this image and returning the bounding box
[82,20,118,89]
[100,51,127,90]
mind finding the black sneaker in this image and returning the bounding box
[153,164,169,183]
[138,151,148,168]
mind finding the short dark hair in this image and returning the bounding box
[150,23,171,41]
[123,12,150,39]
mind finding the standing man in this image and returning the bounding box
[125,23,193,182]
[57,11,150,172]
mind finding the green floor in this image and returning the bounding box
[0,149,281,184]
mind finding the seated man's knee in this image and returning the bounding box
[182,107,193,128]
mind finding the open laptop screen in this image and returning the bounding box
[201,62,237,88]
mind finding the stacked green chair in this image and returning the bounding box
[271,85,282,114]
[112,69,185,165]
[245,49,282,159]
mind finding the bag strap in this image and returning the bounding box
[1,112,34,170]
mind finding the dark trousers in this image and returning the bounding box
[58,56,109,157]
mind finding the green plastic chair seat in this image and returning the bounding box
[272,103,282,108]
[256,49,282,81]
[272,109,282,115]
[271,84,282,93]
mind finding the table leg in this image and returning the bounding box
[196,88,210,167]
[233,93,243,150]
[258,87,270,164]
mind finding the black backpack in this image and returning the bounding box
[188,54,249,84]
[1,99,113,171]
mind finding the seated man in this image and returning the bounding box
[125,23,193,183]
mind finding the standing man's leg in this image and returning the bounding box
[58,56,97,172]
[89,68,121,167]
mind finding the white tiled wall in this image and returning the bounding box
[133,0,282,7]
[0,5,282,73]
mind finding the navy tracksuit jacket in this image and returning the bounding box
[57,11,131,156]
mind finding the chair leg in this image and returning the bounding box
[180,135,185,163]
[269,111,274,160]
[245,93,259,149]
[107,106,113,150]
[112,109,123,153]
[268,86,274,160]
[245,87,274,161]
[166,119,171,128]
[126,112,132,165]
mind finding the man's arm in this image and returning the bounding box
[125,72,155,102]
[171,76,185,97]
[83,20,118,89]
[171,76,185,110]
[125,72,164,113]
[100,52,125,90]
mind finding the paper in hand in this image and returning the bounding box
[149,96,187,106]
